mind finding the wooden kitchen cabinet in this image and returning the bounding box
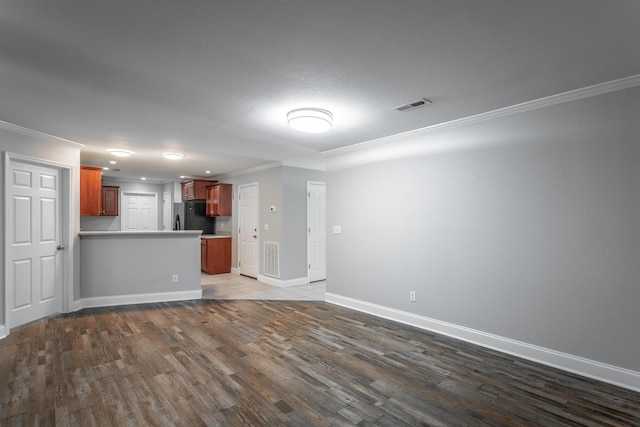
[101,186,119,216]
[200,239,207,273]
[201,237,231,274]
[182,181,194,200]
[182,179,215,200]
[206,183,232,216]
[80,166,102,216]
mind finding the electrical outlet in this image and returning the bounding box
[410,291,416,302]
[172,274,178,283]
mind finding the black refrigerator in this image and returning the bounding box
[183,201,215,234]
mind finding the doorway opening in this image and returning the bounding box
[238,182,259,278]
[307,181,326,283]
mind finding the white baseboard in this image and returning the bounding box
[73,289,203,310]
[0,325,6,339]
[257,275,308,288]
[230,269,308,288]
[231,269,309,289]
[325,293,640,393]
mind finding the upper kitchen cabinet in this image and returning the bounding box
[101,185,120,216]
[206,183,232,216]
[80,166,102,216]
[182,179,215,201]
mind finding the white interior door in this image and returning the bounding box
[7,160,63,328]
[238,183,259,278]
[122,192,158,231]
[308,182,326,282]
[163,191,172,230]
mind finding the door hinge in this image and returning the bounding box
[309,264,311,269]
[308,192,311,197]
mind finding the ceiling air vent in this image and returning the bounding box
[392,97,432,112]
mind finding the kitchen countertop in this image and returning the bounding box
[201,234,231,239]
[80,230,202,237]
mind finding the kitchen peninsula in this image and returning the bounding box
[78,230,202,309]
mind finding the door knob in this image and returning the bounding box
[56,244,65,251]
[252,235,257,239]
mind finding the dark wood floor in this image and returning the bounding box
[1,300,638,426]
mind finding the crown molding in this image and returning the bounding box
[281,160,326,171]
[323,73,640,159]
[0,119,85,149]
[213,161,283,179]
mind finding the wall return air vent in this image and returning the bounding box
[392,97,432,112]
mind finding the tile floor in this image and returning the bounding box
[201,273,326,301]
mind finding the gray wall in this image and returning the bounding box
[224,166,283,275]
[282,166,326,279]
[326,87,640,372]
[219,165,325,281]
[80,178,165,231]
[0,129,81,323]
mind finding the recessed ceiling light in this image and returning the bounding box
[162,152,184,160]
[110,160,117,164]
[102,167,109,170]
[107,149,134,157]
[287,108,333,133]
[180,175,186,179]
[141,177,146,181]
[205,170,211,174]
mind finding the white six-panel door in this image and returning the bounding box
[121,192,158,231]
[238,183,259,278]
[307,182,326,282]
[8,160,62,328]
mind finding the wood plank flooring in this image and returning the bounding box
[1,300,638,426]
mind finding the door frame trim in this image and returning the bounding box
[162,190,172,231]
[307,181,326,283]
[4,152,74,333]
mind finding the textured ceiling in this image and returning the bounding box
[1,0,639,181]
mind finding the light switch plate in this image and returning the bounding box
[333,225,342,234]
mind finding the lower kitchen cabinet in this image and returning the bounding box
[201,237,231,274]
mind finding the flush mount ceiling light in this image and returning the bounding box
[107,148,134,157]
[162,152,184,160]
[287,108,333,133]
